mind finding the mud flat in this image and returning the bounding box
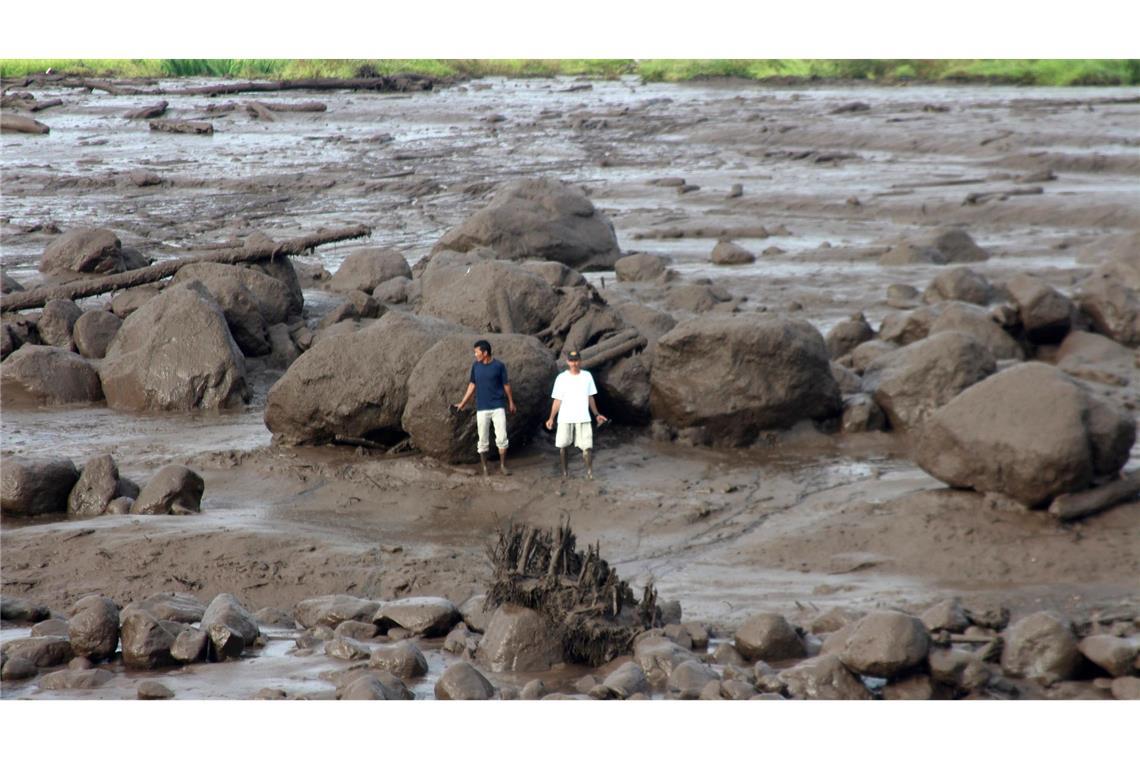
[2,76,1138,701]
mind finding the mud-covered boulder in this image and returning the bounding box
[734,613,806,662]
[129,593,207,624]
[173,262,292,325]
[710,240,756,266]
[612,303,676,349]
[879,228,990,266]
[651,315,841,445]
[170,628,208,663]
[841,393,887,433]
[1001,611,1082,685]
[1,456,79,516]
[369,640,429,678]
[72,309,123,359]
[119,607,181,669]
[825,313,875,359]
[778,654,872,700]
[418,255,559,335]
[36,299,82,350]
[68,454,127,517]
[1055,331,1134,387]
[131,465,204,515]
[862,331,996,431]
[402,333,557,462]
[435,661,496,700]
[179,277,270,356]
[200,593,260,646]
[476,604,564,673]
[1,636,73,668]
[1,271,25,293]
[373,597,460,637]
[878,304,945,346]
[68,595,120,661]
[838,611,930,678]
[0,597,50,623]
[920,599,970,634]
[100,284,249,411]
[330,248,412,294]
[339,672,413,700]
[433,178,621,271]
[614,253,667,282]
[245,254,304,318]
[602,661,652,699]
[633,635,699,679]
[1078,635,1138,677]
[668,659,720,699]
[1,345,104,407]
[110,285,161,319]
[265,311,458,445]
[294,595,381,629]
[923,267,993,305]
[39,228,124,276]
[1005,274,1074,344]
[664,283,734,314]
[317,290,383,329]
[915,362,1135,507]
[928,302,1025,361]
[595,353,652,424]
[1075,274,1140,347]
[521,260,587,289]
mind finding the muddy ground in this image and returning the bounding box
[2,76,1139,698]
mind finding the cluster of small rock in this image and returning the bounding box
[1,455,203,517]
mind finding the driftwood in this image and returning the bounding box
[245,102,276,121]
[249,100,327,113]
[162,75,436,97]
[0,114,50,135]
[964,186,1044,205]
[125,100,168,119]
[487,521,659,666]
[577,329,647,371]
[1048,471,1140,521]
[0,225,372,312]
[149,119,213,135]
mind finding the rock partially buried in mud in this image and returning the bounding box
[131,592,207,624]
[1,456,79,516]
[137,681,174,700]
[435,662,496,700]
[1001,611,1083,685]
[1,636,73,668]
[370,640,429,678]
[733,613,806,662]
[923,267,994,306]
[68,454,125,517]
[36,299,82,350]
[418,254,559,335]
[1075,274,1140,347]
[0,597,51,623]
[329,247,412,294]
[825,313,875,359]
[0,345,104,407]
[294,595,381,629]
[879,228,990,266]
[602,661,651,699]
[131,465,204,515]
[39,228,123,276]
[615,252,668,282]
[339,672,413,700]
[476,604,564,673]
[67,595,120,661]
[432,177,621,271]
[862,331,996,431]
[72,309,123,359]
[1077,635,1138,678]
[710,240,756,266]
[778,654,871,700]
[119,607,181,669]
[927,302,1025,361]
[372,597,460,637]
[916,362,1135,507]
[650,314,841,446]
[199,593,260,646]
[100,284,249,412]
[838,611,930,678]
[40,668,114,690]
[667,659,719,699]
[1005,273,1074,344]
[402,333,557,463]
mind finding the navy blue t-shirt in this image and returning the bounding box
[470,359,509,411]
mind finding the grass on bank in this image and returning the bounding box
[1,59,1137,86]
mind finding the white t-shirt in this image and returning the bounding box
[551,369,597,424]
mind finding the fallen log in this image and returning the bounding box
[27,97,64,112]
[1048,471,1140,521]
[251,100,327,113]
[964,186,1044,205]
[579,333,646,371]
[245,102,276,121]
[125,100,168,119]
[0,225,372,312]
[150,119,213,135]
[163,75,436,97]
[0,114,50,135]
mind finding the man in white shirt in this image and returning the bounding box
[544,349,608,480]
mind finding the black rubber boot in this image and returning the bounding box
[583,450,594,480]
[559,448,568,480]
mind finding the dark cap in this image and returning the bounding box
[566,350,581,361]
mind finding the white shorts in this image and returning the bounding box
[476,408,509,453]
[555,421,593,451]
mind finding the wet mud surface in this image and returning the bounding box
[2,76,1139,698]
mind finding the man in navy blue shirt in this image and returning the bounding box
[453,339,516,475]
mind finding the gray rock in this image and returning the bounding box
[839,611,930,678]
[878,304,945,346]
[882,673,939,700]
[924,267,993,305]
[779,655,872,700]
[31,618,70,637]
[170,628,208,663]
[418,255,558,335]
[920,599,970,634]
[1005,273,1074,344]
[710,240,756,266]
[330,248,412,294]
[369,640,428,678]
[841,393,887,433]
[1,636,73,668]
[338,671,413,700]
[325,636,370,661]
[373,596,459,637]
[1077,635,1138,677]
[254,607,296,628]
[1076,274,1140,347]
[826,313,875,359]
[601,661,651,699]
[667,659,719,699]
[476,604,562,672]
[0,345,104,407]
[39,668,114,690]
[1,456,79,516]
[1,656,38,680]
[1,270,25,293]
[206,624,246,661]
[633,635,697,678]
[1111,676,1140,700]
[928,302,1025,361]
[72,309,123,359]
[333,620,378,640]
[130,593,207,624]
[181,277,271,357]
[110,285,161,319]
[119,607,181,669]
[712,642,747,667]
[734,613,806,662]
[294,595,381,629]
[459,594,493,633]
[928,646,992,691]
[1001,611,1082,685]
[199,593,259,645]
[68,454,124,517]
[137,680,174,700]
[131,465,204,515]
[40,228,124,276]
[520,679,546,700]
[173,262,292,325]
[67,595,120,661]
[36,299,83,350]
[434,661,495,700]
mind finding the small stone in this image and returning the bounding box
[137,680,174,700]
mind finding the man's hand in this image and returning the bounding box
[545,418,554,430]
[508,401,517,414]
[596,414,608,427]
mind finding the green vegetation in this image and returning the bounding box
[1,59,1137,86]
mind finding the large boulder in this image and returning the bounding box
[838,611,930,678]
[612,303,676,348]
[923,267,993,305]
[178,277,270,356]
[2,271,25,293]
[200,593,260,646]
[0,636,73,668]
[432,178,621,271]
[265,311,457,445]
[68,595,120,661]
[862,331,996,431]
[476,604,564,672]
[128,593,207,624]
[110,285,161,319]
[39,228,124,276]
[668,659,720,699]
[1055,330,1135,386]
[915,362,1136,507]
[339,672,413,701]
[99,284,249,411]
[825,313,875,359]
[878,304,945,346]
[734,613,806,662]
[710,240,756,266]
[119,607,182,669]
[1,456,79,516]
[131,465,204,515]
[245,252,304,318]
[1001,611,1082,685]
[68,454,128,516]
[172,262,292,325]
[1005,274,1074,344]
[595,353,653,424]
[330,248,412,294]
[602,661,652,699]
[73,309,123,359]
[434,662,496,700]
[1,345,104,407]
[615,253,667,282]
[369,640,429,679]
[1075,274,1140,347]
[372,597,460,637]
[418,255,559,335]
[778,655,872,700]
[879,228,990,266]
[294,595,381,629]
[927,302,1025,361]
[402,333,557,462]
[36,299,83,350]
[650,315,841,445]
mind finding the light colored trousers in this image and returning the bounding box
[476,408,509,453]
